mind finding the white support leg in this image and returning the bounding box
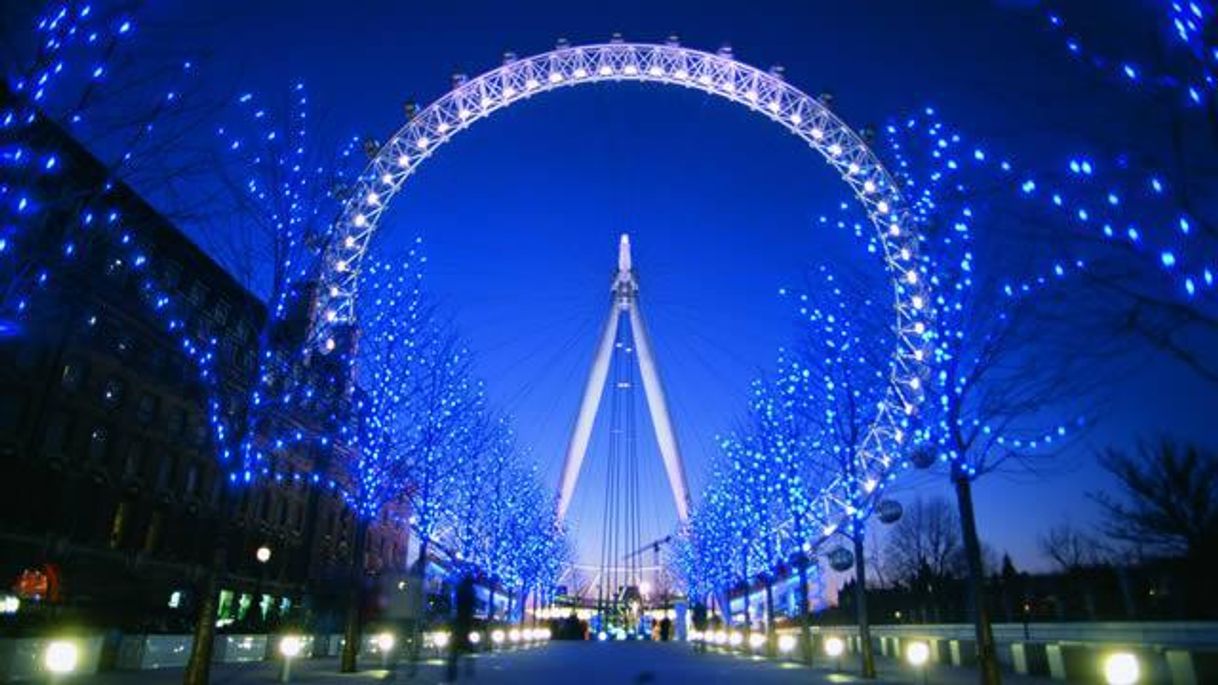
[556,306,622,520]
[628,301,690,522]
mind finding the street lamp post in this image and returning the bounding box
[255,545,272,628]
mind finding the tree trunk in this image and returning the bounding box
[763,578,776,656]
[182,487,234,685]
[409,537,431,663]
[953,473,1002,685]
[852,531,876,679]
[797,560,813,665]
[340,518,370,673]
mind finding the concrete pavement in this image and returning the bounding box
[71,640,1058,684]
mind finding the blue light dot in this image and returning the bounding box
[1161,251,1176,268]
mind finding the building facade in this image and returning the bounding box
[0,102,410,639]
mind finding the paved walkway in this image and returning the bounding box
[75,641,1057,684]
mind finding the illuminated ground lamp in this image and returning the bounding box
[777,634,797,658]
[729,631,744,649]
[906,641,931,685]
[748,632,766,653]
[1103,652,1140,685]
[492,629,506,647]
[376,632,395,668]
[468,631,482,648]
[44,640,78,680]
[431,631,451,651]
[824,636,845,671]
[278,635,303,683]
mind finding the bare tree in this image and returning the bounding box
[1039,522,1106,572]
[884,497,962,585]
[1093,440,1218,560]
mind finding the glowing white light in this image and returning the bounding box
[459,108,472,119]
[623,64,638,75]
[877,200,890,214]
[480,97,493,108]
[811,127,825,140]
[508,629,521,643]
[256,546,272,563]
[746,89,759,102]
[525,78,539,89]
[689,630,703,641]
[907,642,930,667]
[437,122,450,134]
[905,270,918,284]
[324,309,337,323]
[415,137,430,150]
[714,631,728,645]
[913,322,926,334]
[675,69,689,79]
[828,143,843,156]
[911,296,924,310]
[778,634,797,653]
[279,635,303,658]
[504,86,517,97]
[698,74,712,85]
[598,65,613,76]
[729,632,744,647]
[789,113,803,125]
[381,173,394,185]
[352,213,367,228]
[376,632,395,652]
[748,633,766,649]
[889,223,902,236]
[491,630,506,644]
[597,631,608,642]
[863,180,877,193]
[324,338,336,352]
[767,100,781,113]
[1103,653,1140,685]
[548,72,563,83]
[469,631,482,645]
[431,632,450,649]
[397,154,410,167]
[848,163,861,175]
[574,67,588,78]
[824,636,845,658]
[45,641,78,674]
[366,192,380,206]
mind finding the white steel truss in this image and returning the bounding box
[557,234,689,523]
[311,39,932,552]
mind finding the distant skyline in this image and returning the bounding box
[108,0,1218,577]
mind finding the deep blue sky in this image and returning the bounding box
[118,0,1218,576]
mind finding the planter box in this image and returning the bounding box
[116,635,193,670]
[213,634,267,663]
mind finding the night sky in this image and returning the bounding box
[70,0,1218,577]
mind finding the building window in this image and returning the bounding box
[88,426,109,462]
[155,454,174,491]
[114,334,135,359]
[42,412,70,457]
[60,360,87,392]
[214,299,230,325]
[162,260,181,288]
[188,281,208,306]
[101,377,125,409]
[123,441,144,478]
[166,407,186,438]
[136,393,158,425]
[184,462,200,496]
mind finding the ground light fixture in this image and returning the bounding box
[44,640,79,676]
[824,635,845,671]
[278,635,303,683]
[508,628,521,644]
[256,545,272,563]
[906,641,931,685]
[596,630,608,642]
[431,631,451,649]
[777,634,797,655]
[748,633,766,650]
[375,632,395,668]
[729,631,744,648]
[1103,652,1140,685]
[469,631,482,646]
[492,629,506,646]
